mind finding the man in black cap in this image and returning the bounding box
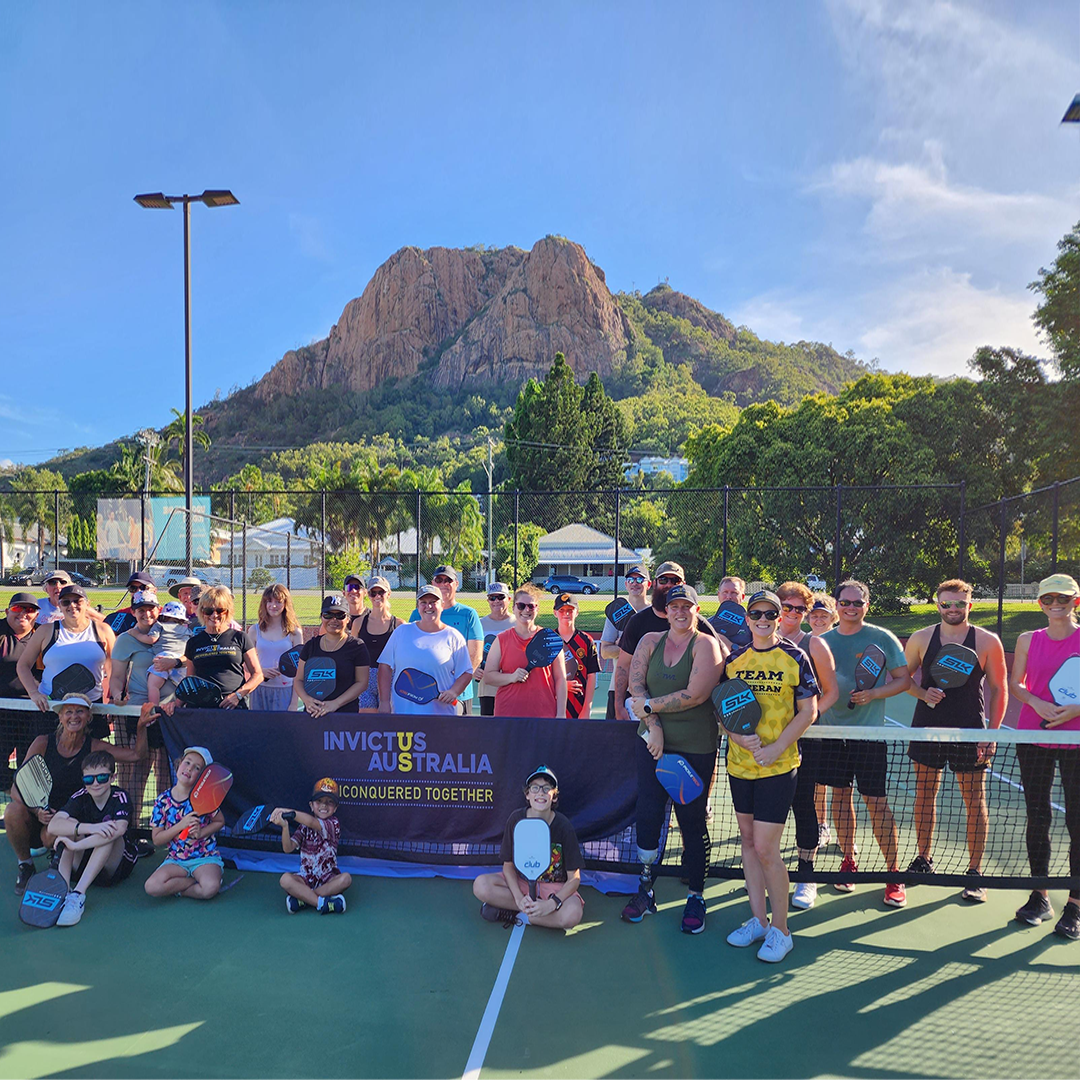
[613,561,723,722]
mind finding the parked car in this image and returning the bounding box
[541,574,598,595]
[164,567,223,589]
[2,569,33,586]
[806,574,827,592]
[67,571,98,588]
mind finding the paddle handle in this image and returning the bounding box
[529,879,538,901]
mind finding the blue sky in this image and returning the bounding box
[2,1,1078,467]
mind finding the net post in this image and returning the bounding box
[722,485,729,578]
[997,497,1006,639]
[229,490,236,594]
[286,531,292,591]
[1051,481,1060,572]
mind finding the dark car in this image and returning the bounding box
[541,574,598,595]
[2,569,33,586]
[67,571,98,588]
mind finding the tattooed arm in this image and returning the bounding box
[631,635,724,716]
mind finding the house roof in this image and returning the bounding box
[538,523,638,564]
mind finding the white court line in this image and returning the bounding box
[462,918,526,1080]
[885,715,1065,814]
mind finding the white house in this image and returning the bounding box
[211,517,325,589]
[535,524,641,589]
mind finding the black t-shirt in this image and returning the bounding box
[61,785,133,827]
[352,611,401,666]
[185,629,254,696]
[0,620,35,697]
[620,607,718,658]
[298,635,371,712]
[499,808,584,883]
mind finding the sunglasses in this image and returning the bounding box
[433,576,454,585]
[82,773,112,786]
[1040,594,1077,606]
[837,598,866,608]
[937,600,969,610]
[345,583,363,593]
[527,784,553,794]
[781,603,807,614]
[748,608,779,621]
[369,588,386,598]
[323,612,347,620]
[655,575,682,585]
[59,598,84,607]
[9,605,37,615]
[204,608,229,616]
[515,602,537,611]
[626,576,647,584]
[487,594,507,602]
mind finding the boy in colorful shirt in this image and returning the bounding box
[271,777,352,914]
[144,745,225,900]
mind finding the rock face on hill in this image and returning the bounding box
[253,237,631,403]
[641,284,736,343]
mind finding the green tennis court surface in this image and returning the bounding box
[2,844,1077,1079]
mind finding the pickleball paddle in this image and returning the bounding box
[104,611,137,635]
[176,675,224,709]
[848,644,887,709]
[655,753,704,804]
[926,642,979,709]
[479,634,497,672]
[395,668,443,705]
[1041,655,1080,727]
[179,761,233,841]
[303,655,338,701]
[513,817,552,901]
[278,647,302,679]
[711,678,762,735]
[13,756,52,811]
[49,664,96,700]
[19,852,67,928]
[525,629,564,670]
[711,601,751,648]
[605,598,635,633]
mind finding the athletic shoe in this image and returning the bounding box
[57,891,86,927]
[757,925,794,963]
[681,894,706,935]
[834,856,857,892]
[960,869,987,903]
[1015,891,1054,926]
[726,916,768,947]
[818,822,832,848]
[883,882,907,907]
[1053,902,1080,941]
[792,881,817,910]
[705,801,714,824]
[906,854,934,874]
[15,861,35,895]
[319,894,346,914]
[621,889,657,923]
[285,896,306,914]
[136,837,156,859]
[29,846,47,858]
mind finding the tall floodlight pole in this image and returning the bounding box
[134,190,238,572]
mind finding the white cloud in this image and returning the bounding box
[289,213,332,262]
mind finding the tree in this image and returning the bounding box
[1031,220,1080,378]
[494,521,545,585]
[9,467,67,567]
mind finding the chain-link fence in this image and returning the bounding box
[2,479,1078,620]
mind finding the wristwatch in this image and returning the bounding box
[642,699,653,714]
[552,894,563,911]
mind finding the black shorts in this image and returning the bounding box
[818,738,888,798]
[123,712,166,750]
[73,840,138,887]
[908,737,990,773]
[729,770,798,824]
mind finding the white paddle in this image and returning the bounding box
[512,818,551,901]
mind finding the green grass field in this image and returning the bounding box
[0,588,1043,650]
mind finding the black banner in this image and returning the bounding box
[159,711,638,851]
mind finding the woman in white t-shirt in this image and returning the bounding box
[248,585,304,712]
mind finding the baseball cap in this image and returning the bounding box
[416,583,441,601]
[486,582,511,598]
[168,576,203,598]
[665,584,699,605]
[131,589,160,609]
[625,565,649,580]
[311,777,340,801]
[431,565,458,582]
[1037,573,1079,598]
[160,601,187,621]
[747,589,782,611]
[126,571,155,589]
[525,765,559,790]
[43,570,72,585]
[8,592,40,610]
[58,585,87,602]
[366,575,391,592]
[321,595,347,617]
[554,591,579,611]
[653,561,685,581]
[52,692,93,713]
[810,597,836,611]
[343,574,364,589]
[183,745,213,767]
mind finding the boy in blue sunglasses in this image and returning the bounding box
[48,749,139,926]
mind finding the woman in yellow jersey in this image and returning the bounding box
[723,589,819,963]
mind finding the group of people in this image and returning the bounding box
[1,562,1077,953]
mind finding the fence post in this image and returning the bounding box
[721,485,729,579]
[286,532,292,591]
[1051,481,1060,573]
[996,498,1007,639]
[139,491,147,567]
[613,488,621,599]
[54,490,60,571]
[229,491,236,594]
[513,490,520,589]
[415,489,422,588]
[242,522,248,626]
[833,485,843,589]
[321,492,327,599]
[957,481,966,579]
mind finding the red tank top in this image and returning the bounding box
[493,627,557,718]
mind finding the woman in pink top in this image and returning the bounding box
[484,585,567,718]
[1009,573,1080,939]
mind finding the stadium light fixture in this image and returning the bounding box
[134,189,239,572]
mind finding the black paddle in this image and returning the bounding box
[926,643,979,709]
[49,664,96,700]
[848,644,887,709]
[104,611,137,635]
[525,629,564,670]
[303,655,339,702]
[605,598,635,633]
[711,601,751,648]
[711,678,762,735]
[176,676,225,709]
[278,647,302,679]
[479,633,497,672]
[19,852,67,929]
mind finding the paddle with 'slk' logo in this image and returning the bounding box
[926,643,979,709]
[711,678,762,736]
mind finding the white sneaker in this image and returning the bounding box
[726,915,768,947]
[757,925,794,963]
[817,822,832,848]
[57,891,86,927]
[792,881,817,910]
